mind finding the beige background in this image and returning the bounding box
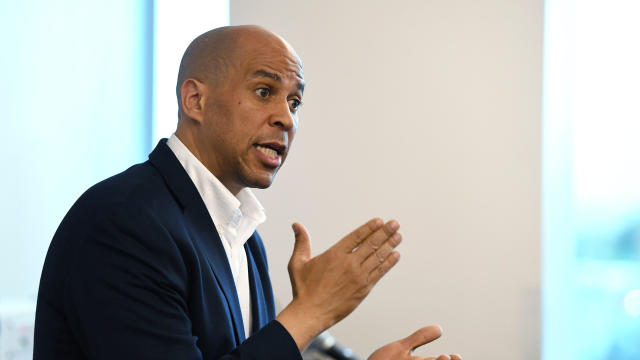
[232,1,543,358]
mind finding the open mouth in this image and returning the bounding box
[253,142,285,168]
[255,144,280,158]
[254,142,285,158]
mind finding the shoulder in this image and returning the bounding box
[48,160,188,275]
[63,161,181,233]
[40,160,192,310]
[84,161,177,214]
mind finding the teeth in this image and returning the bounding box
[257,145,278,158]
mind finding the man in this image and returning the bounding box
[34,25,461,360]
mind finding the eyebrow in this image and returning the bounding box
[253,69,281,81]
[252,69,305,93]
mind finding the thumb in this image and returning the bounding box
[399,325,443,351]
[290,222,311,265]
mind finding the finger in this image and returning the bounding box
[419,354,458,360]
[353,220,400,261]
[399,325,443,351]
[361,232,402,273]
[366,250,400,285]
[334,218,383,253]
[289,222,311,269]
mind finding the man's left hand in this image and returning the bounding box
[367,325,462,360]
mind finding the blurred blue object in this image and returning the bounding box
[572,211,640,359]
[623,290,640,318]
[0,0,153,299]
[543,0,640,358]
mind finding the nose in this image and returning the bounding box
[269,99,295,131]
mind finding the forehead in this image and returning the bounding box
[236,41,304,86]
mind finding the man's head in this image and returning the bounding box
[175,25,304,195]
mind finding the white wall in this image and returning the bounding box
[153,0,229,144]
[232,1,543,359]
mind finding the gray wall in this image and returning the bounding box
[232,1,543,358]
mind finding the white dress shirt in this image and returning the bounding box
[166,134,266,339]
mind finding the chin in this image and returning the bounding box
[244,172,277,190]
[253,182,272,190]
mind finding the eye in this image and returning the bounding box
[255,88,270,98]
[288,98,302,112]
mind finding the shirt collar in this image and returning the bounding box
[166,134,266,244]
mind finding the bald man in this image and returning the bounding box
[34,26,460,360]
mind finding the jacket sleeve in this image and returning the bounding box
[63,203,301,360]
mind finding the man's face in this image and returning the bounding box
[198,39,305,194]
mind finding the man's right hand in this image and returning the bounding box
[275,218,402,350]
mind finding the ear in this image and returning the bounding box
[180,78,207,124]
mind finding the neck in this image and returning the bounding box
[174,127,243,196]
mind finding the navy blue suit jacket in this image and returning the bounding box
[34,140,302,360]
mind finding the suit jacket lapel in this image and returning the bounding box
[184,207,246,342]
[245,241,267,334]
[148,139,246,343]
[245,232,278,334]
